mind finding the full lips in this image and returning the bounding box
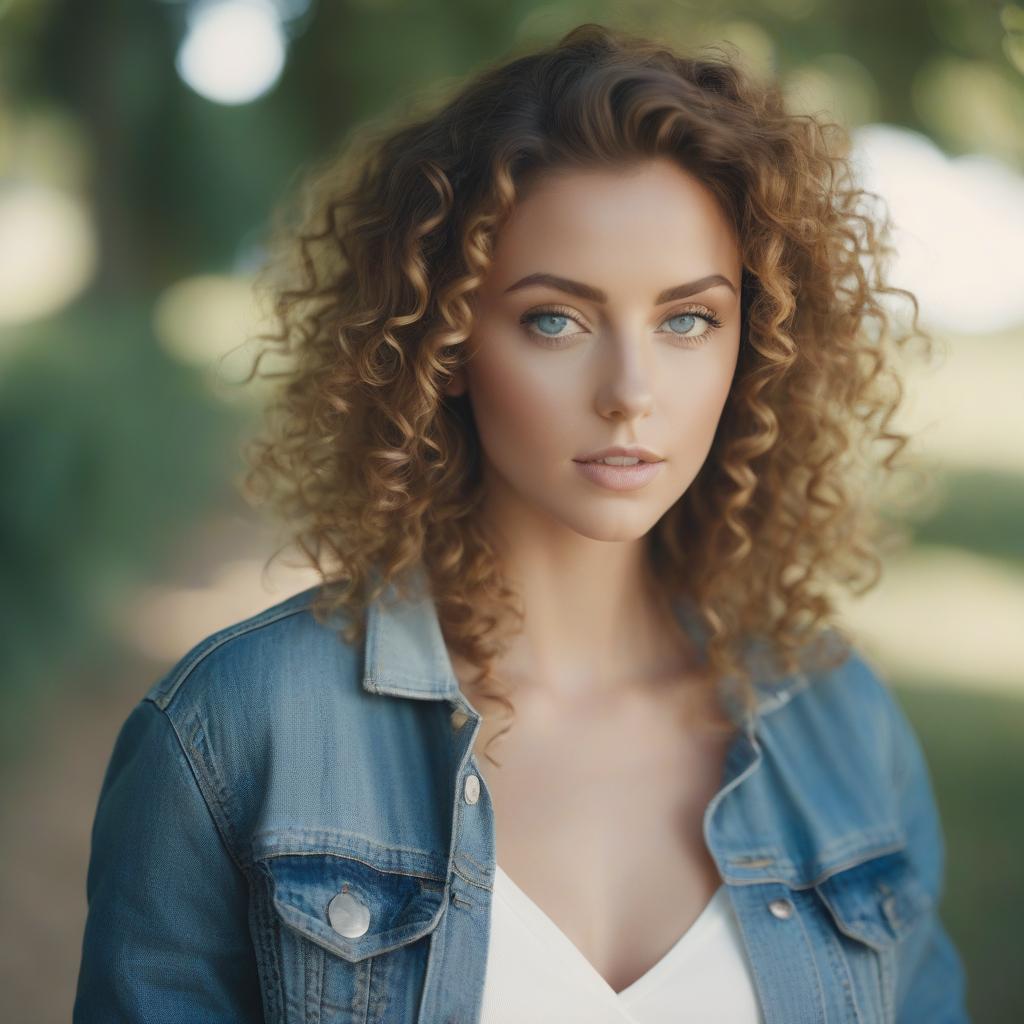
[572,459,665,491]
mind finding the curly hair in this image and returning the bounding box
[239,22,933,765]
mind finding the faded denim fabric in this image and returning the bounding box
[74,564,970,1023]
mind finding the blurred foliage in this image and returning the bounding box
[0,297,244,763]
[896,682,1024,1022]
[0,0,1020,295]
[914,467,1024,569]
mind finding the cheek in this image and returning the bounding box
[466,347,572,460]
[662,353,737,453]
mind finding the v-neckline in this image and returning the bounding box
[492,861,726,1002]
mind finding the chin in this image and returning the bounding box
[553,506,668,543]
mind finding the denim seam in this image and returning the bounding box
[876,941,895,1021]
[456,847,492,878]
[451,862,492,894]
[150,598,316,711]
[721,888,773,1020]
[790,890,830,1023]
[415,911,448,1021]
[303,941,324,1024]
[252,831,447,882]
[365,675,454,699]
[153,703,248,878]
[253,864,285,1024]
[352,957,371,1023]
[259,850,446,886]
[366,951,387,1023]
[819,904,866,1023]
[727,838,911,891]
[811,827,906,862]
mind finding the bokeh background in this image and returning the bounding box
[1,0,1021,1020]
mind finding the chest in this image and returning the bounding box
[240,681,926,1024]
[468,683,734,993]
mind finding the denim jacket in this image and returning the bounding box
[74,565,970,1023]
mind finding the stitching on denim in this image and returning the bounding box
[150,594,317,711]
[252,831,448,882]
[260,848,446,885]
[188,719,244,865]
[155,706,248,879]
[452,862,492,893]
[780,835,908,886]
[814,883,897,953]
[789,889,830,1023]
[456,847,492,878]
[445,738,474,881]
[729,854,777,868]
[364,674,455,699]
[721,887,773,1017]
[356,956,371,1024]
[415,913,447,1021]
[784,840,911,891]
[811,826,906,862]
[254,828,441,857]
[364,593,452,688]
[366,947,388,1023]
[817,897,866,1023]
[876,939,895,1021]
[313,944,371,1022]
[254,865,285,1024]
[303,941,324,1024]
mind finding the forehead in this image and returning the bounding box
[489,158,740,288]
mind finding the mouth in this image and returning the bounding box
[573,457,662,464]
[572,458,665,492]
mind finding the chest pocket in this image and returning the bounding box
[253,835,449,1024]
[811,849,934,1022]
[815,849,934,950]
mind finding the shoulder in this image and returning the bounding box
[753,637,944,893]
[758,639,904,776]
[758,641,967,1017]
[140,583,363,737]
[121,584,379,857]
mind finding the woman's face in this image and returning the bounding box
[446,156,743,546]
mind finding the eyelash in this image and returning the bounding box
[519,303,725,348]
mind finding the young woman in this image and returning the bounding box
[74,22,970,1024]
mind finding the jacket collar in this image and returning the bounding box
[358,563,903,883]
[360,561,813,730]
[360,562,464,703]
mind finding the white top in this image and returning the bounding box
[479,863,764,1023]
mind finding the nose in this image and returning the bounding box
[593,335,656,421]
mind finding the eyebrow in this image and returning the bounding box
[503,272,737,304]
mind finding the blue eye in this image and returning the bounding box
[533,313,571,336]
[664,312,721,339]
[519,307,584,342]
[520,304,723,348]
[666,313,698,334]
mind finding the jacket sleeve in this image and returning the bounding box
[885,685,971,1022]
[73,698,264,1022]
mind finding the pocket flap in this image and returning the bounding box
[814,850,934,952]
[259,850,448,962]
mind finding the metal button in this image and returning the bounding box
[768,898,794,920]
[328,885,371,938]
[464,774,480,804]
[450,708,469,730]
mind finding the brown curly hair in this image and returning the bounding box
[239,22,933,765]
